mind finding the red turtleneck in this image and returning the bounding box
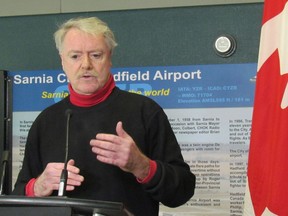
[69,74,115,107]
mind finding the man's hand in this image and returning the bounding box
[34,159,84,197]
[90,121,150,180]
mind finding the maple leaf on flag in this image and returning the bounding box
[257,3,288,108]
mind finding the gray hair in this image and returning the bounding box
[54,17,118,53]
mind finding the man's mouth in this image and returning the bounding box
[81,73,98,79]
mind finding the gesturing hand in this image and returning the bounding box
[34,159,84,197]
[90,121,150,180]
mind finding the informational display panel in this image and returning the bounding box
[9,63,256,216]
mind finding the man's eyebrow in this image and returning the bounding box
[67,50,82,54]
[68,49,104,53]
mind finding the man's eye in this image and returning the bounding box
[71,55,79,59]
[91,53,102,59]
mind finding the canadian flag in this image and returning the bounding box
[244,0,288,215]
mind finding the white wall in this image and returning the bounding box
[0,0,263,17]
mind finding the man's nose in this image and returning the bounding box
[81,55,92,69]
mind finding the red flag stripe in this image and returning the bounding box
[245,0,288,215]
[262,0,288,24]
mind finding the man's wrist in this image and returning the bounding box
[137,160,157,184]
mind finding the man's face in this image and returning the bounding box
[60,28,112,95]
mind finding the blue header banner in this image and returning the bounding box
[9,63,256,111]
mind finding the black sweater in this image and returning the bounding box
[13,87,195,216]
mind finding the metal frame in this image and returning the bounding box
[0,70,12,194]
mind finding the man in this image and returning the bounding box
[13,17,195,216]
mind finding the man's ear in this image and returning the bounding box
[60,54,65,70]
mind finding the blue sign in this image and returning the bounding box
[9,63,256,111]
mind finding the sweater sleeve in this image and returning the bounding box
[142,107,196,207]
